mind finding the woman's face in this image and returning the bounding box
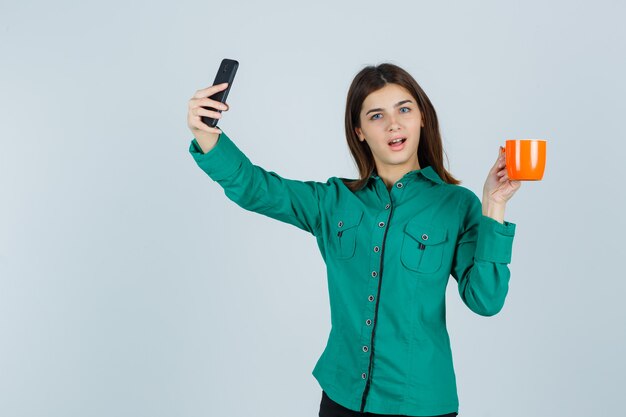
[355,83,424,174]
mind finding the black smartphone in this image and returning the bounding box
[201,58,238,128]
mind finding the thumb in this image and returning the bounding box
[494,146,503,163]
[496,146,505,162]
[491,146,504,172]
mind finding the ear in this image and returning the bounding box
[355,127,364,142]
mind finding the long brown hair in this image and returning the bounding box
[342,63,461,192]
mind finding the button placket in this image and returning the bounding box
[359,244,377,388]
[367,214,384,316]
[362,205,391,386]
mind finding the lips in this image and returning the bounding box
[388,137,407,146]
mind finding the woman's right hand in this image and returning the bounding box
[187,82,230,152]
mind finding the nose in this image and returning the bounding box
[387,115,401,131]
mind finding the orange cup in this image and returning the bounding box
[503,139,547,181]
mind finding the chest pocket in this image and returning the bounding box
[331,210,364,259]
[401,221,448,274]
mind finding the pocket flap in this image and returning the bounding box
[333,210,364,230]
[404,221,447,245]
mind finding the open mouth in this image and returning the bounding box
[388,137,407,146]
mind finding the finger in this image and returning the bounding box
[193,107,223,119]
[190,119,222,134]
[492,150,505,171]
[496,154,506,169]
[195,97,229,111]
[495,147,505,163]
[192,82,229,99]
[188,97,229,112]
[491,158,505,174]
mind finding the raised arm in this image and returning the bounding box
[186,83,327,235]
[188,131,326,236]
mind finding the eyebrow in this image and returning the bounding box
[365,100,414,116]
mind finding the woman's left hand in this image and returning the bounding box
[482,146,522,205]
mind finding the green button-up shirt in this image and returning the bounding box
[189,131,516,416]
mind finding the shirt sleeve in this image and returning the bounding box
[188,130,327,236]
[450,192,516,316]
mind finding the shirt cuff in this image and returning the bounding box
[474,215,516,264]
[188,130,247,181]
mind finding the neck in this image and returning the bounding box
[377,161,421,190]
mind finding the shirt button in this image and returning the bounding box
[378,221,385,227]
[366,319,372,325]
[373,246,380,252]
[362,346,368,352]
[362,373,367,379]
[338,221,343,228]
[368,295,374,302]
[385,203,390,209]
[396,182,403,188]
[422,233,429,241]
[371,271,377,277]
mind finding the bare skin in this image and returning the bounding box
[354,83,424,190]
[186,82,230,154]
[354,83,521,223]
[186,82,521,223]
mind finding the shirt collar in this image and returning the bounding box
[368,165,445,185]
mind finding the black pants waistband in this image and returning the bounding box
[319,390,459,417]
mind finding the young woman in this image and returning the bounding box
[186,63,521,417]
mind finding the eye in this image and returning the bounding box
[370,107,411,120]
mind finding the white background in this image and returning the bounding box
[1,1,625,416]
